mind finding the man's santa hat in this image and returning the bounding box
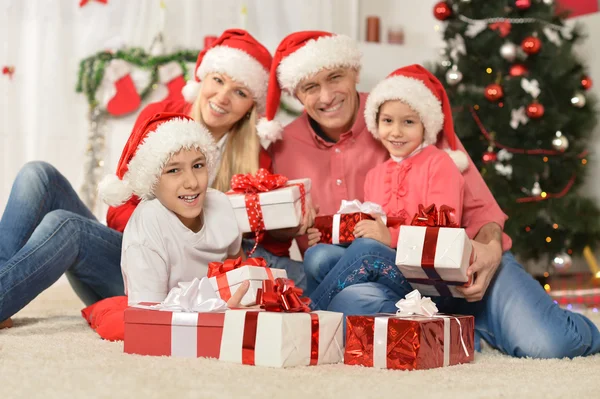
[182,29,272,120]
[257,31,362,142]
[98,112,217,206]
[364,64,469,172]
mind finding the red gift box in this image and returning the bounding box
[314,212,373,244]
[345,314,474,370]
[124,306,226,358]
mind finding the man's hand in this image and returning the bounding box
[353,215,391,247]
[268,204,319,240]
[456,239,502,302]
[307,227,322,247]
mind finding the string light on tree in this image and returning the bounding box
[571,92,587,108]
[521,36,542,54]
[433,1,453,21]
[551,131,569,152]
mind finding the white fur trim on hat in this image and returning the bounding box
[98,118,218,206]
[364,75,444,146]
[196,46,269,113]
[256,117,284,142]
[445,148,469,172]
[277,35,362,93]
[182,80,201,102]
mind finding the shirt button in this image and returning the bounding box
[336,179,343,186]
[335,148,341,154]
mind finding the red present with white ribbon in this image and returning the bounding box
[207,257,287,306]
[395,204,473,297]
[314,200,386,245]
[344,291,474,370]
[227,169,311,233]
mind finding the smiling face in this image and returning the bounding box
[198,72,255,137]
[154,148,209,232]
[294,67,360,139]
[377,100,425,158]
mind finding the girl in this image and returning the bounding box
[0,29,298,326]
[304,64,469,310]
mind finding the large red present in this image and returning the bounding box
[344,291,474,370]
[227,169,311,233]
[395,204,473,297]
[207,257,287,306]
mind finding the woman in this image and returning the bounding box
[0,29,303,326]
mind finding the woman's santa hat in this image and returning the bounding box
[182,29,272,118]
[364,64,469,172]
[98,112,217,206]
[257,31,362,142]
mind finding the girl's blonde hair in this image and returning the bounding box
[190,94,261,192]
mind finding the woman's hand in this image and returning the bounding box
[353,215,392,247]
[307,227,322,247]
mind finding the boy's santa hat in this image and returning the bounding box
[98,112,217,206]
[364,64,469,172]
[257,31,362,142]
[182,29,272,117]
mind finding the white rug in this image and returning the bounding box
[1,281,600,399]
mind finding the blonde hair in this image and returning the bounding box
[190,94,261,192]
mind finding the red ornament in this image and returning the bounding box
[509,64,528,77]
[526,102,545,118]
[581,76,593,90]
[483,150,498,163]
[522,36,542,54]
[433,2,453,21]
[2,66,15,79]
[515,0,531,10]
[485,84,504,102]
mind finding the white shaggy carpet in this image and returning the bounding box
[2,281,600,399]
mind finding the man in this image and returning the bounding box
[261,30,600,359]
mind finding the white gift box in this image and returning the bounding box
[395,225,472,297]
[208,266,287,306]
[227,178,311,233]
[219,309,344,368]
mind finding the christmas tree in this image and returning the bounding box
[431,0,600,267]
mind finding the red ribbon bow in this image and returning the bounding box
[256,278,311,313]
[230,168,288,194]
[489,21,511,37]
[207,257,267,278]
[79,0,108,7]
[410,204,459,228]
[2,66,14,79]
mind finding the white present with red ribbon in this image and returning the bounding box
[395,204,473,298]
[207,257,287,306]
[227,169,311,233]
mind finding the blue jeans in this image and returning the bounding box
[326,248,600,359]
[242,239,307,291]
[304,239,412,310]
[0,162,125,321]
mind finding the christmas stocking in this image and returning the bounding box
[157,61,185,103]
[102,59,141,116]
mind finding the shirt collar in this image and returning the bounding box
[390,143,430,163]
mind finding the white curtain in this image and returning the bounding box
[0,0,359,215]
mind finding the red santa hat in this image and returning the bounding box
[364,64,469,172]
[257,31,362,142]
[182,29,272,118]
[98,112,217,206]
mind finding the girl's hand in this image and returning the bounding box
[307,227,322,247]
[353,215,392,247]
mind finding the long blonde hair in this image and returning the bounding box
[190,94,261,192]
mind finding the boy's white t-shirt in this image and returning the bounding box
[121,188,242,305]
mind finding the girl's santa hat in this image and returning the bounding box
[257,31,362,142]
[364,64,469,172]
[98,112,217,206]
[182,29,272,118]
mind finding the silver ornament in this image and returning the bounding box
[445,65,463,86]
[542,0,554,5]
[571,92,586,108]
[500,42,518,62]
[531,181,542,196]
[551,131,569,152]
[551,253,572,274]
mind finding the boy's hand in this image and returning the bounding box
[307,227,322,247]
[353,215,391,247]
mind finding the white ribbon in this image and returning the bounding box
[395,289,438,317]
[332,200,387,245]
[494,163,513,178]
[465,20,487,38]
[497,149,513,162]
[543,27,562,47]
[521,78,540,99]
[510,106,529,129]
[448,34,466,62]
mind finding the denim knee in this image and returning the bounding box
[18,161,57,184]
[39,209,80,236]
[303,244,338,281]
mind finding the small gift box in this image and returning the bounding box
[207,257,287,306]
[395,204,473,297]
[344,290,475,370]
[314,200,386,245]
[227,168,311,234]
